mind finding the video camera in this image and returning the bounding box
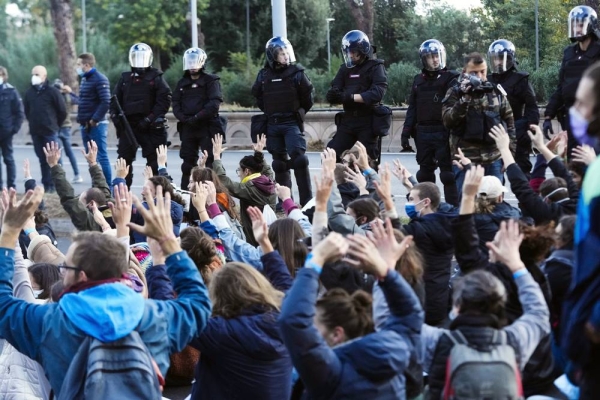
[464,75,495,95]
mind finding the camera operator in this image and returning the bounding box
[442,52,516,187]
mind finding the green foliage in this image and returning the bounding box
[384,62,420,106]
[163,55,184,93]
[0,27,58,96]
[306,54,343,103]
[219,52,263,107]
[519,58,561,104]
[76,32,129,91]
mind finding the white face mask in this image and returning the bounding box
[33,289,44,298]
[31,75,43,86]
[0,77,4,85]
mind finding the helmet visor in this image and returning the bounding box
[269,45,296,67]
[569,15,592,39]
[421,49,446,71]
[183,51,206,71]
[129,51,153,68]
[488,52,511,74]
[342,48,360,68]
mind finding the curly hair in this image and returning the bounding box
[519,221,556,266]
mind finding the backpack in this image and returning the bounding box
[442,330,524,400]
[56,331,164,400]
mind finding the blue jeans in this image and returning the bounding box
[58,126,79,176]
[0,135,16,189]
[81,122,111,184]
[32,133,59,191]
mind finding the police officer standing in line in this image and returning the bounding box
[112,43,172,187]
[442,52,516,186]
[173,48,223,189]
[251,37,314,206]
[326,30,388,163]
[487,40,539,179]
[544,5,600,153]
[401,40,460,206]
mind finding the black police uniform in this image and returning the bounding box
[172,71,223,189]
[326,58,388,162]
[488,67,539,179]
[402,68,460,206]
[113,67,172,187]
[251,63,314,206]
[546,39,600,153]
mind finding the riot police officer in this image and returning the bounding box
[401,39,459,206]
[326,30,388,163]
[173,48,224,189]
[545,5,600,154]
[487,39,539,179]
[112,43,172,187]
[251,37,314,206]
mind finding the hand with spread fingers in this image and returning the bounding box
[488,124,511,152]
[128,186,180,255]
[321,148,337,176]
[454,147,472,169]
[115,158,130,179]
[314,169,334,212]
[0,187,45,247]
[366,218,414,271]
[90,200,111,232]
[527,124,547,151]
[462,164,485,198]
[212,134,228,161]
[374,163,394,211]
[354,142,370,171]
[143,165,153,181]
[486,219,526,273]
[252,134,267,153]
[192,182,209,212]
[344,165,368,195]
[81,140,98,166]
[572,145,597,166]
[156,145,168,167]
[392,159,413,189]
[247,206,273,253]
[43,142,62,168]
[108,183,133,233]
[198,150,208,167]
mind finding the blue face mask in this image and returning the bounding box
[76,67,85,77]
[405,199,425,219]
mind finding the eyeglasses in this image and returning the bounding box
[59,264,82,273]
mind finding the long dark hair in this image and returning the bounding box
[149,176,186,207]
[28,263,61,300]
[268,218,308,277]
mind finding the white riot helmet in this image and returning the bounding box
[183,47,207,71]
[129,43,153,69]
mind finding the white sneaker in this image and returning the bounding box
[72,175,83,183]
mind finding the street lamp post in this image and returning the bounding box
[82,0,87,53]
[191,0,198,48]
[326,18,335,73]
[535,0,539,70]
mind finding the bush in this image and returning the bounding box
[218,52,263,108]
[384,62,420,106]
[78,33,129,90]
[163,55,184,92]
[519,58,560,104]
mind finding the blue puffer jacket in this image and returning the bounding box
[0,83,24,137]
[76,68,110,124]
[473,201,522,254]
[0,248,211,398]
[279,267,423,400]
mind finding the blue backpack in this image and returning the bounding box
[56,331,163,400]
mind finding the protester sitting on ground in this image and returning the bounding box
[0,240,51,399]
[489,124,579,224]
[179,226,225,284]
[28,262,60,301]
[279,221,422,399]
[193,181,309,275]
[452,166,559,397]
[333,163,360,208]
[212,133,277,246]
[45,140,115,232]
[0,184,211,397]
[22,214,65,265]
[188,206,293,400]
[423,218,551,400]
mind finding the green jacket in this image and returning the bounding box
[51,163,114,232]
[213,158,277,246]
[442,86,516,164]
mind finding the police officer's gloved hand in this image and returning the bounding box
[326,88,343,104]
[137,117,151,131]
[542,119,554,140]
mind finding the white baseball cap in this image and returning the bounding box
[478,175,508,198]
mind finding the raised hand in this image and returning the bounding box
[275,184,292,202]
[344,165,368,194]
[143,165,153,181]
[321,148,337,175]
[486,219,525,272]
[205,180,217,206]
[198,150,208,167]
[488,124,511,152]
[247,206,269,245]
[212,134,227,160]
[156,144,168,167]
[108,183,133,230]
[128,186,179,254]
[454,147,472,167]
[354,142,370,171]
[192,182,208,212]
[43,142,62,168]
[310,231,348,266]
[366,218,414,272]
[90,200,111,231]
[23,158,31,179]
[314,169,334,212]
[115,158,130,179]
[1,187,45,235]
[462,164,485,198]
[252,134,267,153]
[572,144,597,166]
[392,159,413,188]
[373,163,393,209]
[527,124,547,151]
[81,140,98,166]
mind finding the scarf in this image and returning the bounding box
[216,192,231,210]
[59,276,123,300]
[241,172,261,184]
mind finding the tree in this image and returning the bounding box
[346,0,374,40]
[49,0,78,90]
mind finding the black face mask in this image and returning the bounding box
[131,67,148,75]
